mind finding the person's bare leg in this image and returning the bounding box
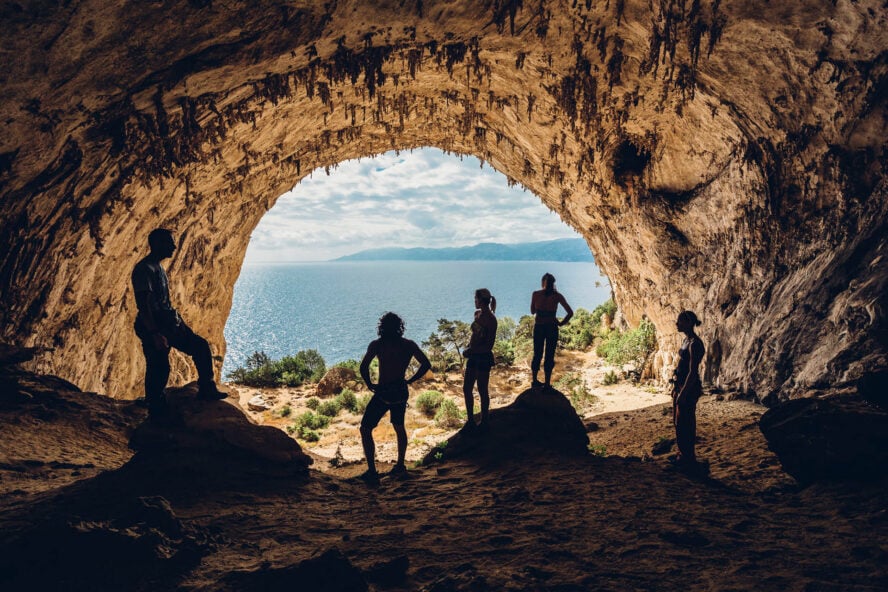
[360,425,377,474]
[394,423,408,469]
[478,368,491,424]
[463,366,477,426]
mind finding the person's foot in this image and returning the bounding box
[197,384,228,400]
[389,464,408,478]
[463,419,477,432]
[357,469,380,485]
[477,420,490,434]
[532,380,544,389]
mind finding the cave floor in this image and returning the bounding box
[0,373,886,591]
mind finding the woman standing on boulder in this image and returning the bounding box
[530,273,573,388]
[462,289,497,431]
[671,310,705,467]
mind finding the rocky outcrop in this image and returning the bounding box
[424,386,589,463]
[315,366,358,398]
[0,1,885,402]
[759,395,888,484]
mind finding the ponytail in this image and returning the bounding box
[475,288,495,312]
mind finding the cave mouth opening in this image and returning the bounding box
[220,147,612,465]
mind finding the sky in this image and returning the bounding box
[243,148,582,262]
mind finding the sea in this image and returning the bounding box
[222,260,611,378]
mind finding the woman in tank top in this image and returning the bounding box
[530,273,573,388]
[462,288,497,430]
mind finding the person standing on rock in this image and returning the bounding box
[671,310,705,467]
[462,288,497,431]
[132,228,227,417]
[358,312,432,483]
[530,273,573,388]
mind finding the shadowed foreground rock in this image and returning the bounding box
[425,386,589,464]
[130,384,313,469]
[760,395,888,484]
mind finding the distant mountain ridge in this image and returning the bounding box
[334,238,594,262]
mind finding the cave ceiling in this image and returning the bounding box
[0,0,885,401]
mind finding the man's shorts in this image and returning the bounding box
[361,380,409,429]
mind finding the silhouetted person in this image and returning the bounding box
[462,288,497,431]
[132,228,227,417]
[671,310,705,467]
[359,312,431,483]
[530,273,573,388]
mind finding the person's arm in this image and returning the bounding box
[133,274,168,350]
[484,317,497,351]
[406,341,432,385]
[676,340,699,402]
[558,294,574,326]
[360,342,378,392]
[530,291,537,315]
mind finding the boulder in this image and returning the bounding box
[759,395,888,484]
[247,394,273,412]
[315,366,357,398]
[129,383,312,469]
[424,387,589,464]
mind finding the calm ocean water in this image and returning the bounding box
[222,261,611,377]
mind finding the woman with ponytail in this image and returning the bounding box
[462,288,497,430]
[671,310,705,467]
[530,273,573,388]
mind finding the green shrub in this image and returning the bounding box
[298,427,321,442]
[590,299,617,328]
[434,398,465,429]
[306,397,320,411]
[416,390,444,417]
[227,349,327,387]
[588,443,607,457]
[279,404,292,418]
[493,339,515,366]
[559,308,597,350]
[602,370,619,386]
[596,317,657,370]
[317,399,342,418]
[511,315,536,363]
[333,359,361,374]
[335,388,358,413]
[294,411,330,431]
[356,393,372,414]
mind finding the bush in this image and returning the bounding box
[306,397,320,411]
[335,388,358,413]
[434,398,465,429]
[227,349,327,387]
[356,393,372,414]
[294,411,330,431]
[298,427,321,442]
[590,299,617,328]
[596,318,657,370]
[588,443,607,457]
[512,315,536,364]
[416,390,444,417]
[317,399,342,418]
[279,404,292,418]
[602,370,620,386]
[333,359,361,374]
[493,339,515,366]
[559,308,597,350]
[556,372,597,411]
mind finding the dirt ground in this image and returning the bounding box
[228,350,673,468]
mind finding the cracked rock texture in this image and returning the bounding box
[0,0,885,401]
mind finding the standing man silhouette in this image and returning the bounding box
[359,312,431,483]
[132,228,227,417]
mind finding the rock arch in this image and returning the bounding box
[1,0,885,400]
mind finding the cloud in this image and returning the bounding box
[244,148,579,262]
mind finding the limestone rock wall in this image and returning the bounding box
[1,0,885,401]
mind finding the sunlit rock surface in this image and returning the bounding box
[0,1,885,401]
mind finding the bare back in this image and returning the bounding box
[361,337,428,386]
